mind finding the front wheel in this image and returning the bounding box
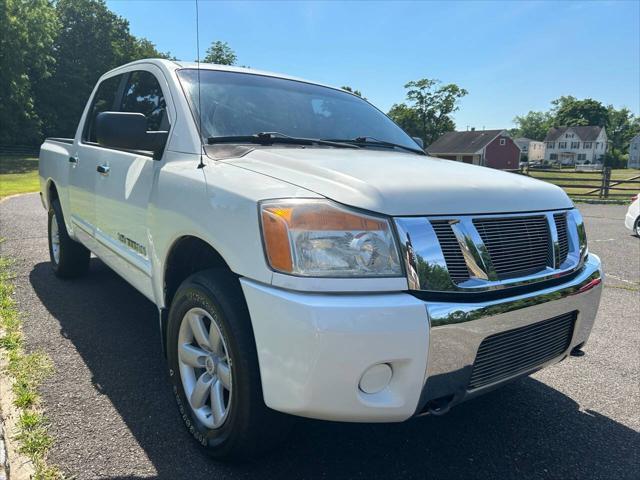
[166,270,292,461]
[634,217,640,237]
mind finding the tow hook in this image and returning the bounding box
[426,395,454,416]
[570,345,586,357]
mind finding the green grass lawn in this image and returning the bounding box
[0,156,40,199]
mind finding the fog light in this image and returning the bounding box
[358,363,392,394]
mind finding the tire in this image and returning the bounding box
[48,198,90,278]
[635,217,640,237]
[166,269,292,461]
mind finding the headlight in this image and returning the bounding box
[260,199,402,277]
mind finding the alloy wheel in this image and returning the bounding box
[177,307,232,429]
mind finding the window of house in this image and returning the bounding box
[547,142,555,149]
[571,141,580,149]
[558,141,567,148]
[82,74,125,143]
[120,70,169,131]
[595,142,599,149]
[577,153,586,161]
[584,142,592,149]
[550,153,558,160]
[499,138,506,146]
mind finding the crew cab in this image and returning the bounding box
[39,59,603,460]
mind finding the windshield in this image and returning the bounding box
[177,69,419,150]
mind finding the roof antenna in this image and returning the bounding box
[195,0,205,169]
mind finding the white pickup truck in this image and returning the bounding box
[39,59,603,460]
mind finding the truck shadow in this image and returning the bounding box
[29,260,639,480]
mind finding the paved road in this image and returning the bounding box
[1,193,638,480]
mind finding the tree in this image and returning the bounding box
[387,78,467,146]
[511,111,553,141]
[341,86,363,97]
[37,0,169,138]
[202,41,237,65]
[0,0,58,144]
[605,106,640,161]
[551,96,609,127]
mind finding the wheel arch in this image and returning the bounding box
[44,178,59,210]
[160,235,237,352]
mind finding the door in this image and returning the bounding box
[93,68,171,297]
[70,73,126,236]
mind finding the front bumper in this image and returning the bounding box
[240,254,603,422]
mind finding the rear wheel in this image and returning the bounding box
[48,198,90,278]
[634,217,640,237]
[166,270,292,461]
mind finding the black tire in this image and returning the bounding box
[48,198,90,278]
[634,217,640,237]
[166,269,293,461]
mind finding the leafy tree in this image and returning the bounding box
[202,41,237,65]
[551,96,609,127]
[0,0,58,144]
[511,111,553,141]
[37,0,169,138]
[605,106,640,161]
[341,86,363,97]
[387,78,467,146]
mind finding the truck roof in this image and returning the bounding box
[103,58,347,96]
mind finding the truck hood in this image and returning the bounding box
[226,148,573,216]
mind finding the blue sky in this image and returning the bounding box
[107,0,639,130]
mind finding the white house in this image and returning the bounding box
[629,134,640,169]
[514,137,545,161]
[544,126,607,165]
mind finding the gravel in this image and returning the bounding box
[0,193,638,479]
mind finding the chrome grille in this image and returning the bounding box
[430,221,469,282]
[468,312,576,390]
[473,215,552,279]
[554,213,569,265]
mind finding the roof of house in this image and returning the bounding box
[426,130,505,154]
[630,134,640,144]
[514,137,542,144]
[544,126,603,142]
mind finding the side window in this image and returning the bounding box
[83,74,124,143]
[120,71,169,131]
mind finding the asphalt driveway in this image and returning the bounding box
[1,193,638,479]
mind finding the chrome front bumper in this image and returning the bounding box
[417,253,603,414]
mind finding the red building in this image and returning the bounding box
[426,130,520,170]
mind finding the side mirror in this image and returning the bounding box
[96,112,168,158]
[412,137,424,149]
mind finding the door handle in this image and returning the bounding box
[69,156,78,165]
[97,164,110,176]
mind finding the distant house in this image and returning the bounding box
[514,137,545,162]
[629,134,640,169]
[544,126,607,165]
[426,129,520,170]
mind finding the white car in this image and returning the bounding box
[38,59,603,460]
[625,194,640,236]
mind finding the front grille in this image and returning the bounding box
[554,213,569,265]
[430,221,469,282]
[468,312,576,390]
[473,215,552,279]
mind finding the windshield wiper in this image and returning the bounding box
[325,136,425,155]
[207,132,360,149]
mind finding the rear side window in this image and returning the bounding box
[83,74,124,143]
[120,71,169,131]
